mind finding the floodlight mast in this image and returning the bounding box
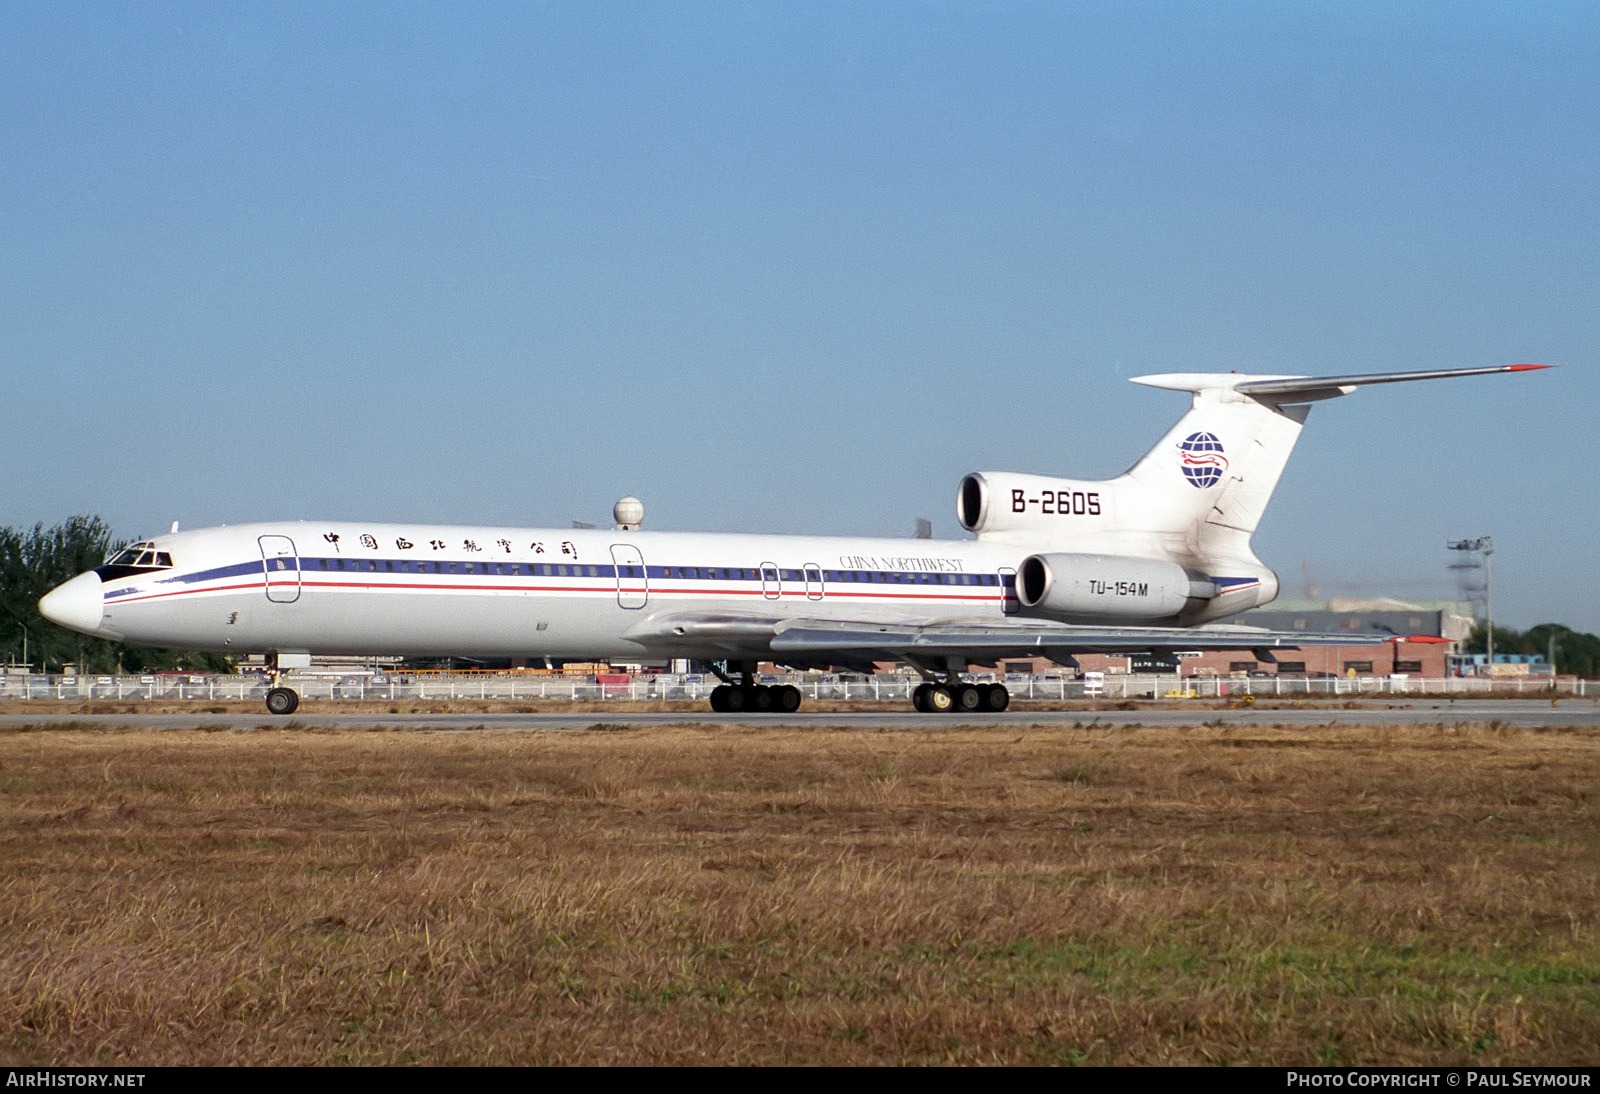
[1448,537,1495,667]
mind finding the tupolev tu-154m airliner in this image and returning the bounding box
[40,365,1544,715]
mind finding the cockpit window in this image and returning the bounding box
[106,543,152,567]
[96,541,176,581]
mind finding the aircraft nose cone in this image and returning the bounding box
[39,572,105,636]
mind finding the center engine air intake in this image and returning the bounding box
[1015,552,1204,623]
[957,471,1112,536]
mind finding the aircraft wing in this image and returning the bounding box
[769,620,1402,665]
[628,612,1424,669]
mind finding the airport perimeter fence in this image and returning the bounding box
[0,672,1592,702]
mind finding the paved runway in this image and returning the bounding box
[2,698,1597,731]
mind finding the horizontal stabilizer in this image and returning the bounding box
[1233,364,1548,403]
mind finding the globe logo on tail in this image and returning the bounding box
[1178,432,1228,488]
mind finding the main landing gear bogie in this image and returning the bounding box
[913,682,1009,714]
[709,683,802,714]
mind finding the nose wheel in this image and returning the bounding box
[265,687,300,715]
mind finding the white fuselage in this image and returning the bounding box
[66,519,1271,663]
[93,521,1024,660]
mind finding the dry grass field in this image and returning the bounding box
[1,720,1596,1066]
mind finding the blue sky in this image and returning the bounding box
[4,2,1595,631]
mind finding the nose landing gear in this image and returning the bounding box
[263,652,301,715]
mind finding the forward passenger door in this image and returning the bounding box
[259,535,301,604]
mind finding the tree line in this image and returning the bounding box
[1461,622,1600,678]
[0,516,231,673]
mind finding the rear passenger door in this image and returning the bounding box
[610,544,648,609]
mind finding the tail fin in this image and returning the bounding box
[959,364,1544,625]
[1120,373,1308,554]
[1117,364,1547,567]
[961,364,1545,573]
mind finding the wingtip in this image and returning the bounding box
[1506,363,1552,372]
